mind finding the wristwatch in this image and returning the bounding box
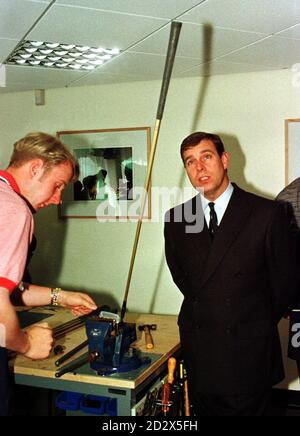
[18,282,27,292]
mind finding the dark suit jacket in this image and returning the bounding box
[164,184,300,395]
[277,177,300,227]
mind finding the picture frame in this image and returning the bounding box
[57,127,151,219]
[285,119,300,185]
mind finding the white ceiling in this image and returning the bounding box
[1,0,300,93]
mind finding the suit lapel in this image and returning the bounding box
[185,195,211,281]
[192,219,211,281]
[199,185,253,288]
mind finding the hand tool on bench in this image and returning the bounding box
[158,357,176,416]
[138,324,157,349]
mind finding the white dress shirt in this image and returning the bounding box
[201,182,234,228]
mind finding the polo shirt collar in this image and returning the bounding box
[0,170,21,194]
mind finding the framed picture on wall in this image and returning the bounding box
[285,119,300,185]
[57,127,151,219]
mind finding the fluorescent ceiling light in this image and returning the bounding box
[6,40,120,71]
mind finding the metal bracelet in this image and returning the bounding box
[51,287,61,306]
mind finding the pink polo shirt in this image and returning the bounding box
[0,171,34,293]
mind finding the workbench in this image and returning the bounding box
[10,308,181,416]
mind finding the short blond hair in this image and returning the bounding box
[9,132,79,181]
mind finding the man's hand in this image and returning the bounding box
[58,291,97,316]
[23,322,53,360]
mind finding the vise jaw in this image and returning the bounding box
[85,311,137,371]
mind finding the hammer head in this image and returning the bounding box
[138,324,157,331]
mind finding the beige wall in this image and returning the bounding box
[1,68,300,314]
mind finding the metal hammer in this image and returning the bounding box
[138,324,157,349]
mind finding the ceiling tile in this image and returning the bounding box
[179,60,280,77]
[5,64,87,87]
[277,23,300,40]
[28,4,168,50]
[0,0,50,39]
[0,39,18,63]
[180,0,300,34]
[0,0,299,93]
[68,71,147,87]
[129,22,266,61]
[0,82,54,94]
[55,0,203,19]
[92,52,200,79]
[220,36,300,68]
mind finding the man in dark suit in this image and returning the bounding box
[276,180,300,368]
[164,132,300,416]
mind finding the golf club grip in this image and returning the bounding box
[156,21,182,120]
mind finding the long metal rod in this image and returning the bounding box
[53,318,83,334]
[53,319,84,339]
[55,352,90,378]
[53,324,84,339]
[120,22,182,322]
[52,306,102,339]
[53,318,83,333]
[55,340,88,367]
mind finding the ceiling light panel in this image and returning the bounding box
[6,40,120,71]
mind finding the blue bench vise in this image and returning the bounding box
[86,311,149,375]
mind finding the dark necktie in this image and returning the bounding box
[208,202,218,239]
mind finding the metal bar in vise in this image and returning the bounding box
[53,320,84,339]
[52,306,102,339]
[55,352,90,378]
[55,339,88,367]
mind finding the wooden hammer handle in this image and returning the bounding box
[144,326,154,349]
[184,379,191,416]
[161,382,171,414]
[167,357,176,384]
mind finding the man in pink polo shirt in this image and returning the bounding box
[0,132,97,415]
